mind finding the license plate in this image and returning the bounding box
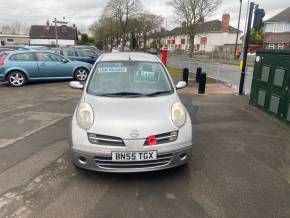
[112,151,157,162]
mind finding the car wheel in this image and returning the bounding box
[8,71,26,87]
[74,68,89,81]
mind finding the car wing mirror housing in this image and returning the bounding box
[70,81,84,90]
[175,81,187,90]
[62,58,68,63]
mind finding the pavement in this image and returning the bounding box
[0,80,290,218]
[167,55,253,93]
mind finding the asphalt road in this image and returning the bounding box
[0,81,290,218]
[167,55,253,93]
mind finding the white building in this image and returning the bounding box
[148,14,242,53]
[0,34,29,46]
[29,23,78,47]
[264,7,290,50]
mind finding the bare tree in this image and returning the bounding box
[10,22,22,34]
[168,0,221,55]
[138,13,164,48]
[1,25,12,34]
[0,22,30,35]
[105,0,143,49]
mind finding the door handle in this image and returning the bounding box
[39,63,46,66]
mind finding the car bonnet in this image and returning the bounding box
[83,93,180,140]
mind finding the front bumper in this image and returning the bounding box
[71,146,192,173]
[70,108,193,173]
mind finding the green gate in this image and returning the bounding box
[250,49,290,125]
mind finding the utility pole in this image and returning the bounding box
[239,2,255,95]
[52,18,68,47]
[234,0,242,57]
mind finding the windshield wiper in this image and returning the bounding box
[145,90,172,97]
[97,92,146,97]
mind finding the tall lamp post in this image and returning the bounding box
[234,0,242,56]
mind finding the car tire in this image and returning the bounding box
[7,71,26,87]
[74,68,89,81]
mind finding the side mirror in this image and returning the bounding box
[61,58,68,63]
[175,81,187,90]
[70,81,84,90]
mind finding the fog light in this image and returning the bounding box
[78,156,87,165]
[180,153,187,161]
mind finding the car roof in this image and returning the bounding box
[5,50,56,55]
[99,52,160,63]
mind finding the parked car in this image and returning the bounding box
[0,51,92,87]
[149,48,158,55]
[68,45,102,56]
[51,48,98,65]
[0,45,30,51]
[111,47,130,52]
[111,47,121,53]
[27,46,48,50]
[0,48,14,53]
[69,52,192,173]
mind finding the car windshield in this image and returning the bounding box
[87,61,174,97]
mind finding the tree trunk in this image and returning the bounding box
[189,34,195,58]
[143,34,147,50]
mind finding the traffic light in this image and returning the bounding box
[253,8,265,29]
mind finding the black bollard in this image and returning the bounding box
[198,73,207,94]
[196,67,202,83]
[182,68,189,85]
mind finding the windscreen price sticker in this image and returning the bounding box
[98,67,127,73]
[135,71,160,83]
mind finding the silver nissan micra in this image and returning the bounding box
[70,52,192,173]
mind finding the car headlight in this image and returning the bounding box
[76,103,94,129]
[171,102,186,128]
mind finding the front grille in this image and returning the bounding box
[88,133,125,146]
[94,153,173,169]
[144,131,178,146]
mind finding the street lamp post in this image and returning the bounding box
[234,0,242,57]
[52,18,68,48]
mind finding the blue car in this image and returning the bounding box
[0,51,92,87]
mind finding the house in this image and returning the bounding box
[0,34,30,46]
[147,14,242,53]
[29,22,78,47]
[264,7,290,50]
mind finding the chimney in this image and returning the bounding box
[221,14,230,32]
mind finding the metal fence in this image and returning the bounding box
[167,51,256,65]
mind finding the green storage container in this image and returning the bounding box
[250,49,290,125]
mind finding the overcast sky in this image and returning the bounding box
[0,0,289,33]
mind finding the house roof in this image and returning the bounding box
[264,32,290,43]
[266,7,290,22]
[29,25,78,40]
[168,20,240,36]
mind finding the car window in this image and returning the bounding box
[36,52,63,62]
[76,50,91,57]
[10,53,35,61]
[62,50,75,57]
[87,61,174,96]
[52,50,61,55]
[83,49,97,57]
